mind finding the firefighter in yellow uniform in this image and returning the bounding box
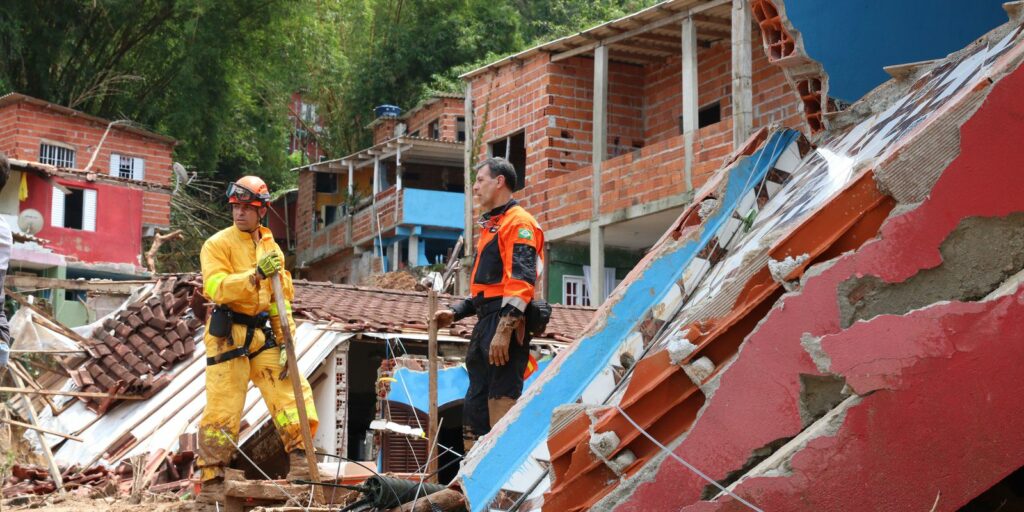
[195,176,317,508]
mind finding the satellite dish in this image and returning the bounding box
[173,162,191,184]
[172,162,193,193]
[18,209,44,235]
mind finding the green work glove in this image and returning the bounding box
[257,252,282,279]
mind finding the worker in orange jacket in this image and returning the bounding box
[435,157,545,451]
[195,176,317,509]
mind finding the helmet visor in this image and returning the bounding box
[226,183,270,206]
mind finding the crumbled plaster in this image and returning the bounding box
[667,330,698,365]
[838,213,1024,328]
[683,357,716,386]
[768,254,810,291]
[698,199,720,221]
[799,333,831,373]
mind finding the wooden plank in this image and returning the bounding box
[6,275,152,293]
[0,386,144,400]
[552,0,730,62]
[271,274,324,504]
[12,373,65,495]
[0,416,84,442]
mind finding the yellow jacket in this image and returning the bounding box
[200,224,295,346]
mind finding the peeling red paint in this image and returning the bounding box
[616,31,1024,512]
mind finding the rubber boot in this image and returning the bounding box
[488,397,517,428]
[191,476,225,512]
[287,449,312,482]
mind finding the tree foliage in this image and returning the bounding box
[0,0,657,226]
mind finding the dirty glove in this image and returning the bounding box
[278,346,290,379]
[489,314,525,366]
[257,252,282,279]
[434,309,455,329]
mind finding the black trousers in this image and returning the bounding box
[463,310,531,437]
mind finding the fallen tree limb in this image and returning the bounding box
[145,229,184,273]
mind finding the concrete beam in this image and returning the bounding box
[545,191,696,243]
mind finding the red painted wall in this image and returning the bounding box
[22,174,143,266]
[0,99,174,228]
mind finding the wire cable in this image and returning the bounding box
[614,406,762,512]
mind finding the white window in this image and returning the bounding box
[39,143,76,168]
[582,266,619,303]
[563,275,590,307]
[51,186,96,231]
[110,154,145,181]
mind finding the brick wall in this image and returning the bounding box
[405,97,464,141]
[467,27,805,237]
[0,100,175,227]
[351,187,401,245]
[373,118,400,145]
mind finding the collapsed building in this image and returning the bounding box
[1,277,591,502]
[455,3,1024,512]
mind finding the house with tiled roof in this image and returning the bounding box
[293,93,468,285]
[0,92,177,325]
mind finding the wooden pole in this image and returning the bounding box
[270,274,324,504]
[426,289,439,482]
[0,386,144,400]
[12,373,65,495]
[426,236,463,483]
[0,416,84,442]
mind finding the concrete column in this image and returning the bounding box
[461,82,475,296]
[731,0,753,147]
[347,161,354,198]
[372,155,381,195]
[682,15,698,192]
[408,234,420,267]
[391,240,401,271]
[396,148,403,191]
[590,44,609,307]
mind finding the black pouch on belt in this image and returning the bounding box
[525,299,552,336]
[208,305,233,338]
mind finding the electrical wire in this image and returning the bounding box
[615,406,763,512]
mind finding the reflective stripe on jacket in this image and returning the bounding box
[470,200,545,312]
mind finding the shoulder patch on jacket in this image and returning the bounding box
[517,227,533,241]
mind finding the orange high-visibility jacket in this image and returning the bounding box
[470,200,545,312]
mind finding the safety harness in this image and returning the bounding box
[206,308,279,366]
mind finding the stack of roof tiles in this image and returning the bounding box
[67,276,203,410]
[292,280,593,342]
[2,464,124,497]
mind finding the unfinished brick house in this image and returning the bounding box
[0,92,176,324]
[294,93,467,283]
[461,0,816,306]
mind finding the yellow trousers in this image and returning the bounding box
[197,323,318,481]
